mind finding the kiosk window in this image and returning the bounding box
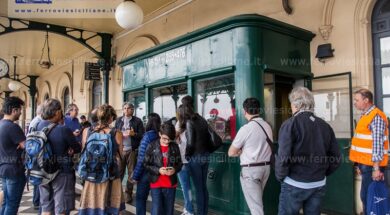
[125,91,146,123]
[195,74,235,141]
[152,83,187,122]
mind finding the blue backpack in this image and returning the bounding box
[25,123,60,185]
[78,129,117,183]
[367,181,390,215]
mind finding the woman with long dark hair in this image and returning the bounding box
[131,113,161,215]
[181,96,212,215]
[176,105,194,215]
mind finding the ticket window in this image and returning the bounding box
[195,74,236,141]
[264,73,301,140]
[152,83,188,123]
[125,91,146,123]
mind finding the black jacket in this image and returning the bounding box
[115,115,145,150]
[185,114,212,158]
[143,140,182,185]
[275,111,341,182]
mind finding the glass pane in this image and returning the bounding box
[152,83,187,122]
[312,75,351,138]
[383,67,390,94]
[383,98,390,117]
[380,1,390,14]
[126,91,146,123]
[380,37,390,64]
[263,73,275,131]
[195,74,235,141]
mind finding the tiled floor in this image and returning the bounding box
[2,181,187,215]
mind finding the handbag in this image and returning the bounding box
[208,125,223,153]
[251,120,275,168]
[366,181,390,215]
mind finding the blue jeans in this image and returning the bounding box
[151,188,176,215]
[278,182,326,215]
[135,173,150,215]
[178,164,194,214]
[188,153,209,215]
[33,185,40,207]
[1,176,26,215]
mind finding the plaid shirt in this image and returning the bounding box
[362,105,387,162]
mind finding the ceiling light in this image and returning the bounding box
[39,31,53,69]
[115,0,144,30]
[8,80,23,91]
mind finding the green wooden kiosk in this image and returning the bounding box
[119,14,354,215]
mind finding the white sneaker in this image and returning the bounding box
[180,210,194,215]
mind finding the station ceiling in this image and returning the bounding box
[0,0,175,83]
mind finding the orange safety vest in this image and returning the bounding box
[350,107,389,166]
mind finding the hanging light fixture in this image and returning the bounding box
[115,0,144,30]
[8,56,23,91]
[38,31,53,69]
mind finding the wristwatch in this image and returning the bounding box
[373,166,380,171]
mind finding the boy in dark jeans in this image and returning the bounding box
[144,123,182,215]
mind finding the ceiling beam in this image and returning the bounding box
[0,16,113,104]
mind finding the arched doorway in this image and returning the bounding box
[92,80,102,108]
[372,0,390,117]
[44,93,49,101]
[62,87,70,112]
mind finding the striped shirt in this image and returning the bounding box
[362,105,387,162]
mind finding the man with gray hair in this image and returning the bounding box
[276,87,341,215]
[27,103,44,210]
[37,99,81,215]
[115,102,145,203]
[64,103,82,143]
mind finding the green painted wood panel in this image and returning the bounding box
[210,31,233,69]
[322,138,354,215]
[262,30,311,74]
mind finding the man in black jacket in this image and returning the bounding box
[275,87,341,215]
[115,102,145,203]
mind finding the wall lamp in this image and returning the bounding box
[315,43,335,62]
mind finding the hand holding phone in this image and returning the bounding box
[165,167,175,176]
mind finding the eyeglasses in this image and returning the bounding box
[160,137,172,142]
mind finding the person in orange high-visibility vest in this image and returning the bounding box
[350,88,389,214]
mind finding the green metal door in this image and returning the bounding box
[311,72,355,215]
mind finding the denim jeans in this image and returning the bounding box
[278,182,326,215]
[135,173,150,215]
[151,188,176,215]
[1,176,26,215]
[33,185,40,207]
[178,164,194,214]
[188,153,209,215]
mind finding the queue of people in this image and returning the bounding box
[0,86,387,215]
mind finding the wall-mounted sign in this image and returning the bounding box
[85,62,101,80]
